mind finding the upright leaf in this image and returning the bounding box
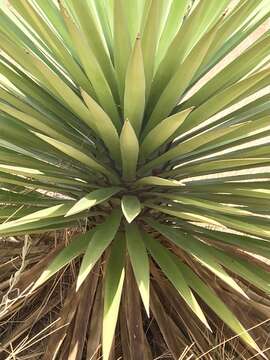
[141,0,163,98]
[156,0,190,65]
[145,21,219,133]
[69,0,117,96]
[151,0,230,97]
[114,0,131,100]
[124,36,145,136]
[120,120,139,181]
[81,89,121,160]
[121,195,142,223]
[60,1,120,124]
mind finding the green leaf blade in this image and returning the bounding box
[33,229,95,290]
[141,107,193,158]
[124,35,145,136]
[143,230,210,329]
[120,120,139,181]
[76,209,122,290]
[121,195,142,223]
[175,259,260,353]
[103,232,126,360]
[66,187,122,217]
[125,223,150,315]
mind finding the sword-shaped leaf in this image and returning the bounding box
[125,223,150,315]
[121,195,142,223]
[135,176,183,187]
[120,120,139,181]
[77,209,122,290]
[59,1,120,125]
[145,21,219,134]
[81,89,121,160]
[209,248,270,294]
[175,259,260,353]
[66,187,122,217]
[178,68,270,135]
[34,132,118,181]
[103,233,126,360]
[143,230,210,329]
[124,35,145,136]
[0,202,97,235]
[148,0,229,111]
[33,229,95,290]
[69,0,117,96]
[141,0,163,98]
[140,107,193,158]
[114,0,131,100]
[156,0,190,66]
[147,220,248,298]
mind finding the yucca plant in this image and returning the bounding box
[0,0,270,359]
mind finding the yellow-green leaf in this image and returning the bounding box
[143,230,210,329]
[175,259,260,353]
[141,107,193,158]
[120,120,139,181]
[124,35,145,136]
[65,187,122,217]
[76,209,122,290]
[81,89,121,160]
[121,195,142,223]
[33,229,95,290]
[135,176,184,187]
[125,223,150,315]
[103,233,126,360]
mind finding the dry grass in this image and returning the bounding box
[1,229,270,359]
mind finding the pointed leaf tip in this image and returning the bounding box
[65,187,121,217]
[121,195,142,223]
[76,209,122,291]
[124,35,145,136]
